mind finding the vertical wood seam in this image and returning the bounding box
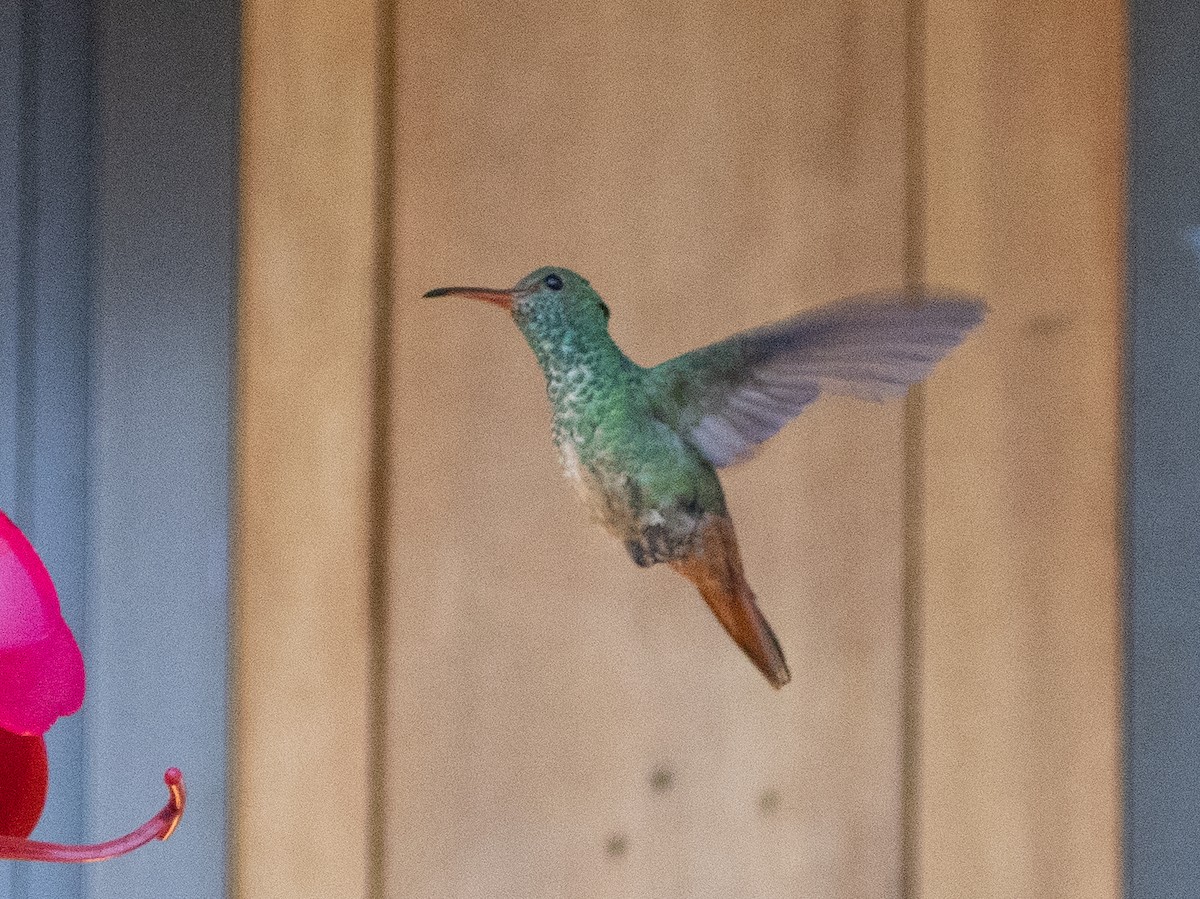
[900,0,926,893]
[367,0,398,894]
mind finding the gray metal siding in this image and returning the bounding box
[0,1,235,896]
[1128,0,1200,895]
[86,0,237,894]
[2,3,93,897]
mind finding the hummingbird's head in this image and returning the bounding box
[424,266,612,344]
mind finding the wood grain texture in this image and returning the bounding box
[385,1,909,896]
[234,2,379,897]
[918,0,1126,895]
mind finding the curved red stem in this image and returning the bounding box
[0,768,185,863]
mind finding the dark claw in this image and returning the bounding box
[626,541,652,568]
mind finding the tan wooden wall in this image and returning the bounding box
[234,1,1125,897]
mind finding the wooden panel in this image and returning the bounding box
[919,0,1125,895]
[234,2,378,897]
[386,2,908,896]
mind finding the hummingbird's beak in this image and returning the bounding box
[422,286,516,312]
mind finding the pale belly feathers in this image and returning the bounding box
[553,427,708,568]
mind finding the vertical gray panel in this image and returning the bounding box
[1,2,92,898]
[0,0,24,509]
[1128,0,1200,896]
[3,0,234,896]
[86,0,237,897]
[17,1,93,898]
[0,5,23,898]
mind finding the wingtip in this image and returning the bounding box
[919,292,990,327]
[957,296,990,327]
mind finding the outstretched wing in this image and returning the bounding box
[646,292,985,468]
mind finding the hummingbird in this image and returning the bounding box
[425,268,984,688]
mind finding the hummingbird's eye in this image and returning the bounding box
[543,273,564,291]
[599,301,611,320]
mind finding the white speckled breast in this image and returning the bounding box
[554,434,641,539]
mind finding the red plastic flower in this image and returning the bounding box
[0,512,85,736]
[0,510,185,861]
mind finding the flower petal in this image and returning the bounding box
[0,730,48,839]
[0,512,85,735]
[0,513,56,649]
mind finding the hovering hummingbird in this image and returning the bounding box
[425,268,983,688]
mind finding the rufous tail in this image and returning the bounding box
[669,515,791,688]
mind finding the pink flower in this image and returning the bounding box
[0,512,85,736]
[0,510,185,861]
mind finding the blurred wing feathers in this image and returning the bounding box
[647,293,985,467]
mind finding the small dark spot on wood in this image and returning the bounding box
[758,788,780,816]
[605,833,629,859]
[1024,313,1072,337]
[649,764,675,793]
